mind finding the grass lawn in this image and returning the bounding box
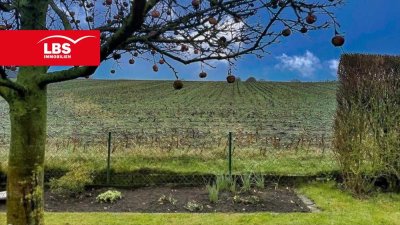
[40,149,338,176]
[1,182,399,225]
[2,148,338,177]
[107,151,338,175]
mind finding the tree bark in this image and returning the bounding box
[6,86,47,225]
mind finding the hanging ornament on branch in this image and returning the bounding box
[199,61,207,78]
[226,60,236,83]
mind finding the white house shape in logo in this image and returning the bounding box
[37,35,96,44]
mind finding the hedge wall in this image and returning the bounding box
[334,54,400,194]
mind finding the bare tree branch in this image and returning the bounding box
[3,0,342,85]
[111,0,342,69]
[0,78,26,96]
[0,66,8,79]
[0,67,26,95]
[39,66,98,85]
[0,2,14,12]
[49,0,72,30]
[39,0,154,85]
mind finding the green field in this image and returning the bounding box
[0,80,337,140]
[0,80,338,175]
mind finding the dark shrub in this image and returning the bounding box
[245,77,257,82]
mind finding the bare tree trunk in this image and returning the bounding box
[7,87,47,225]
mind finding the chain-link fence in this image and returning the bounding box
[0,128,336,187]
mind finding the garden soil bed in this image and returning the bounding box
[0,186,310,213]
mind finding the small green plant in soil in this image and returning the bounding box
[229,177,238,194]
[184,200,203,212]
[206,184,219,203]
[158,194,178,205]
[241,173,252,193]
[215,175,231,192]
[254,174,265,189]
[96,190,122,203]
[233,195,260,204]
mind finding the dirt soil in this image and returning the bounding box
[0,186,309,213]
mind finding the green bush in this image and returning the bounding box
[206,184,219,203]
[49,164,94,197]
[245,77,257,82]
[96,190,122,203]
[240,174,252,193]
[254,174,265,189]
[215,175,231,192]
[229,177,238,194]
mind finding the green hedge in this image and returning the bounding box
[334,54,400,194]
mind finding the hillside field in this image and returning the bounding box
[0,80,338,175]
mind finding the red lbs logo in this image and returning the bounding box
[0,30,100,66]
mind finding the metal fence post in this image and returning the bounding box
[107,131,112,185]
[228,132,232,177]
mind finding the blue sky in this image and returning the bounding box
[84,1,400,82]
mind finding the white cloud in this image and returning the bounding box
[327,59,339,77]
[189,17,244,55]
[217,17,244,44]
[183,16,243,68]
[275,51,321,77]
